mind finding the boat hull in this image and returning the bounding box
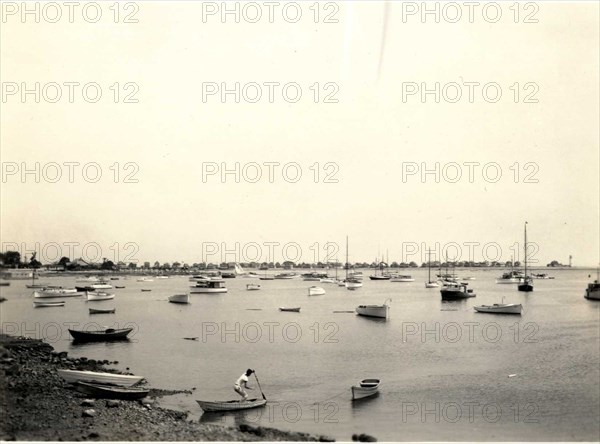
[34,301,65,307]
[58,369,143,387]
[351,379,380,400]
[308,287,326,296]
[89,308,116,314]
[279,307,301,312]
[33,290,84,298]
[87,293,115,301]
[474,304,522,314]
[168,294,190,304]
[356,305,389,319]
[68,328,132,342]
[75,381,149,400]
[196,398,267,412]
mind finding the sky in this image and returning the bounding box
[1,1,599,267]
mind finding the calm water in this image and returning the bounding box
[1,269,599,441]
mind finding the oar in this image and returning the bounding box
[254,372,267,401]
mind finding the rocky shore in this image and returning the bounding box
[0,334,334,441]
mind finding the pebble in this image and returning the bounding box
[106,400,120,408]
[81,399,95,407]
[82,409,96,418]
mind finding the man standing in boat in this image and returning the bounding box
[234,369,254,401]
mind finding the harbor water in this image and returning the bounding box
[1,269,598,441]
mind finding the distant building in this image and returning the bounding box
[0,269,33,279]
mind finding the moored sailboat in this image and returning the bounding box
[517,222,534,292]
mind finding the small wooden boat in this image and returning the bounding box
[89,308,116,314]
[34,300,65,307]
[87,292,115,301]
[137,277,154,282]
[308,286,325,296]
[68,327,132,342]
[474,303,523,315]
[0,282,10,286]
[196,398,267,412]
[246,283,261,291]
[351,378,380,400]
[57,369,143,387]
[75,381,149,400]
[141,289,152,292]
[259,276,275,281]
[76,286,96,292]
[279,307,301,312]
[168,293,190,304]
[190,279,227,294]
[440,282,476,300]
[26,283,49,289]
[390,275,414,282]
[356,298,391,319]
[115,286,125,289]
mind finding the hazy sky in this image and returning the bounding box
[1,1,598,267]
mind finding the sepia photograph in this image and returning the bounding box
[1,1,599,442]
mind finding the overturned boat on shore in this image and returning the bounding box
[58,369,144,387]
[74,381,149,400]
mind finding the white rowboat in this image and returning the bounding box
[33,300,65,307]
[474,303,523,315]
[33,289,84,298]
[351,379,381,400]
[308,286,326,296]
[57,369,144,387]
[356,299,391,319]
[87,292,115,301]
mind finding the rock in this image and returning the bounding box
[81,399,95,407]
[319,435,336,442]
[82,409,96,418]
[57,351,68,359]
[80,357,88,361]
[106,400,120,408]
[88,431,99,438]
[139,398,154,407]
[239,424,264,436]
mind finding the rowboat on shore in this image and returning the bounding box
[57,369,144,387]
[68,328,133,342]
[87,292,115,301]
[89,308,116,314]
[196,398,267,412]
[74,381,149,400]
[279,307,301,312]
[351,379,381,400]
[168,293,190,304]
[33,300,65,307]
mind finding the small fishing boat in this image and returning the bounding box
[585,268,600,300]
[279,307,301,312]
[351,378,381,400]
[474,303,522,315]
[168,293,190,304]
[68,327,133,342]
[320,278,335,283]
[110,277,120,280]
[308,286,325,296]
[89,308,116,314]
[196,398,267,412]
[246,283,261,291]
[190,279,227,294]
[259,276,275,281]
[137,277,154,282]
[87,292,115,301]
[57,369,144,387]
[141,289,152,292]
[532,273,554,279]
[33,288,83,298]
[356,299,391,319]
[496,268,523,284]
[440,282,476,300]
[274,272,296,279]
[33,300,65,307]
[75,381,149,400]
[76,286,96,292]
[390,275,414,282]
[115,286,125,289]
[89,282,113,289]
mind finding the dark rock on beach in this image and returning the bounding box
[0,334,331,441]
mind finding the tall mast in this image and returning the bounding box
[427,249,432,282]
[345,236,348,280]
[524,222,528,276]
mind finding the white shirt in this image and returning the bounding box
[235,373,249,387]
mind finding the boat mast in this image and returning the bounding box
[427,249,432,283]
[345,236,348,280]
[524,222,528,277]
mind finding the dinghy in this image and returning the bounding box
[68,327,132,342]
[57,369,143,387]
[196,398,267,412]
[89,308,116,314]
[474,303,522,315]
[308,286,325,296]
[246,283,261,291]
[87,292,115,301]
[356,298,391,319]
[168,293,190,304]
[351,379,381,400]
[115,286,126,289]
[34,300,65,307]
[75,381,149,400]
[279,307,301,312]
